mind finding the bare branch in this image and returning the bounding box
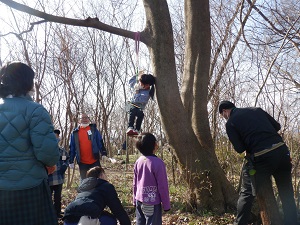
[246,0,284,34]
[254,15,300,106]
[0,0,146,43]
[0,20,47,39]
[208,0,254,100]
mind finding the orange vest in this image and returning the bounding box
[78,126,97,164]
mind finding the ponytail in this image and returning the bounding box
[140,74,156,99]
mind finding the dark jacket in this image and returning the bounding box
[226,107,283,154]
[64,177,131,225]
[69,124,107,164]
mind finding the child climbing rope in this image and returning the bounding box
[126,72,155,135]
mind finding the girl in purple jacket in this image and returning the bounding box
[133,133,171,225]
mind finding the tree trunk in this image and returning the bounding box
[142,0,237,213]
[182,0,213,151]
[257,183,283,225]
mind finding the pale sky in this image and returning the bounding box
[0,0,146,65]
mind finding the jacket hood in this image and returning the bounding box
[78,177,107,192]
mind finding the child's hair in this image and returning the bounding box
[135,132,157,155]
[139,74,155,99]
[86,166,105,178]
[0,62,34,98]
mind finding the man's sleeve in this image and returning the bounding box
[69,133,76,163]
[100,139,107,156]
[226,122,246,153]
[95,129,107,156]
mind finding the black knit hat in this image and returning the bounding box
[218,101,235,114]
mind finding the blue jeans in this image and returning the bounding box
[136,201,162,225]
[128,106,144,131]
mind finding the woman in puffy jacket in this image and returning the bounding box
[64,166,131,225]
[0,62,60,225]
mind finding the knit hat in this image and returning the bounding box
[218,101,235,114]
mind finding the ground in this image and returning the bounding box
[57,154,256,225]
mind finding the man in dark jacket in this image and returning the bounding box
[63,166,131,225]
[219,100,298,225]
[69,113,107,180]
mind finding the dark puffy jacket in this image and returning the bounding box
[0,95,59,190]
[64,177,131,225]
[226,107,283,154]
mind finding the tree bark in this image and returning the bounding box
[182,0,213,151]
[142,0,237,212]
[257,184,283,225]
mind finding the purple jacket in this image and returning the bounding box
[133,155,171,211]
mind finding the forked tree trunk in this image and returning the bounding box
[143,0,237,213]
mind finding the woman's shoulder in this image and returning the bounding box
[0,96,47,120]
[12,96,46,111]
[99,179,115,190]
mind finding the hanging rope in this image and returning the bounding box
[134,31,140,83]
[123,32,140,173]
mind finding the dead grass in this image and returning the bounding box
[58,152,241,225]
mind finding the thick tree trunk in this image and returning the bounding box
[182,0,213,151]
[142,0,237,213]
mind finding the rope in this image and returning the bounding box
[123,32,140,174]
[134,31,140,83]
[122,32,140,174]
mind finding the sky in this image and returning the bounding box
[0,0,146,65]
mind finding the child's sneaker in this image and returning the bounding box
[126,127,135,135]
[132,129,139,135]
